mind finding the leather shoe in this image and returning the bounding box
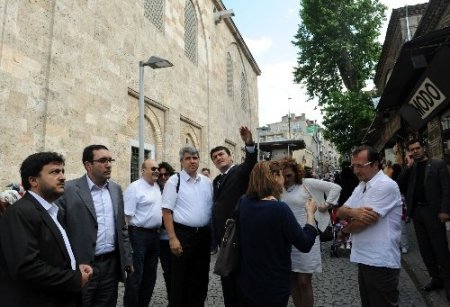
[422,280,443,291]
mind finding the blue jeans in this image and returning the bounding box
[124,229,160,307]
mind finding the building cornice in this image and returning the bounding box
[374,3,428,87]
[414,0,450,37]
[212,0,261,75]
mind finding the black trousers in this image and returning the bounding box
[221,272,239,307]
[170,224,211,307]
[358,264,400,307]
[412,206,450,283]
[82,251,120,307]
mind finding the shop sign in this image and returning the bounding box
[399,47,450,130]
[408,77,446,120]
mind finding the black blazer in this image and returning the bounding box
[0,193,81,307]
[57,175,132,282]
[397,159,450,217]
[212,148,257,242]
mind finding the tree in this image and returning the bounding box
[292,0,386,154]
[322,91,375,153]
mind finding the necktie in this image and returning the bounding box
[217,174,225,189]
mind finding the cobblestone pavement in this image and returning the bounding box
[117,239,427,307]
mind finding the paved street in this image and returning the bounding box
[117,236,427,307]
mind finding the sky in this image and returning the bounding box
[224,0,427,127]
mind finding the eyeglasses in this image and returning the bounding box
[159,173,169,178]
[91,158,115,164]
[150,167,158,172]
[350,161,373,169]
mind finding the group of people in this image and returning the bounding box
[0,128,449,307]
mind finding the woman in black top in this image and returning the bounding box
[238,161,318,307]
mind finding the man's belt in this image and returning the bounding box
[94,250,116,262]
[174,222,208,233]
[128,225,160,233]
[415,201,428,206]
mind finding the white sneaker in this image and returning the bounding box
[401,247,408,254]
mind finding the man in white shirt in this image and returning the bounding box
[337,145,402,307]
[0,152,92,307]
[162,146,213,307]
[123,158,162,307]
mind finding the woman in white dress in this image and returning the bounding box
[280,158,341,307]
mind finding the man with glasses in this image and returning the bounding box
[57,145,133,307]
[123,158,162,307]
[397,139,450,301]
[337,145,402,307]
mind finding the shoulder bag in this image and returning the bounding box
[213,198,241,277]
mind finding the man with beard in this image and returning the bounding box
[0,152,93,307]
[397,139,450,301]
[58,145,133,307]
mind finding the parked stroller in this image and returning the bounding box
[330,206,351,257]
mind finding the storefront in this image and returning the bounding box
[371,26,450,165]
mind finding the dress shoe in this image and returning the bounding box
[422,280,443,291]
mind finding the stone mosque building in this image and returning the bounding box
[0,0,260,187]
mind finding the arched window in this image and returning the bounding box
[144,0,165,32]
[240,72,248,111]
[184,0,198,64]
[226,52,234,97]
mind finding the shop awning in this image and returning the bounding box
[377,26,450,113]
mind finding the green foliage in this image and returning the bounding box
[322,91,375,154]
[292,0,385,154]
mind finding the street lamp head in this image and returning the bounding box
[141,56,173,69]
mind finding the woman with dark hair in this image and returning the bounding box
[238,161,318,307]
[279,158,341,307]
[157,162,176,304]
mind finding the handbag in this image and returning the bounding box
[213,199,240,277]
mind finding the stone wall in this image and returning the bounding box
[0,0,260,187]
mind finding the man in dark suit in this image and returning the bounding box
[58,145,133,307]
[397,139,450,301]
[210,126,257,307]
[0,152,92,307]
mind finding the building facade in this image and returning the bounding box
[367,1,450,166]
[0,0,260,187]
[258,113,340,178]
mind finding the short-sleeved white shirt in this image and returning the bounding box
[162,170,213,227]
[345,170,402,268]
[124,178,162,229]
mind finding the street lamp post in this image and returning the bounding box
[138,56,173,167]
